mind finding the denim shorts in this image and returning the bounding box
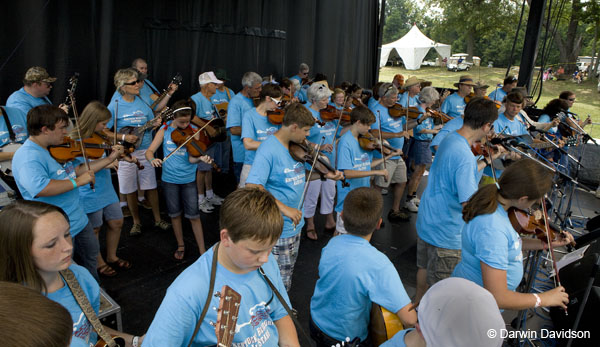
[87,202,124,229]
[408,139,433,165]
[197,145,217,172]
[162,181,200,219]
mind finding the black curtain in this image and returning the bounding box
[0,0,379,108]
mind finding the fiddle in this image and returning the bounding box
[358,133,397,156]
[319,105,351,124]
[388,103,422,119]
[288,140,349,187]
[88,132,142,169]
[49,136,115,163]
[426,108,453,123]
[508,207,575,246]
[464,93,501,109]
[169,126,220,172]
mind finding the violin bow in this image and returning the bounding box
[541,197,568,315]
[68,75,95,191]
[376,110,387,182]
[162,118,215,163]
[293,136,325,232]
[331,96,348,166]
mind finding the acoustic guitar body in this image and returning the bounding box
[369,303,404,346]
[95,335,126,347]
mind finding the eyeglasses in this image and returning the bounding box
[123,80,142,86]
[568,98,576,101]
[270,97,282,106]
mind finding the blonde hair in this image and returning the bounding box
[113,68,139,95]
[70,101,111,139]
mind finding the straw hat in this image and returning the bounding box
[473,81,489,90]
[453,75,477,87]
[403,76,424,89]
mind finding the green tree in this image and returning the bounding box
[382,0,426,44]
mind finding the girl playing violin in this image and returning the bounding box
[0,200,139,347]
[145,100,212,259]
[70,101,132,277]
[329,88,346,110]
[452,159,573,310]
[346,83,364,108]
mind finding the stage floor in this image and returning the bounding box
[98,171,600,346]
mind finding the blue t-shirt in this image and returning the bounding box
[161,126,198,184]
[369,102,405,160]
[381,328,414,347]
[441,93,466,119]
[241,108,280,165]
[47,264,100,347]
[246,136,305,238]
[306,106,337,163]
[413,105,434,141]
[398,93,419,107]
[335,131,373,213]
[211,87,234,104]
[493,113,528,136]
[75,156,118,214]
[13,139,89,236]
[140,79,159,106]
[488,88,507,103]
[0,106,28,146]
[430,117,463,153]
[107,95,155,150]
[6,87,52,116]
[143,246,290,347]
[452,205,523,291]
[227,93,254,163]
[190,91,217,121]
[416,131,478,249]
[310,234,412,341]
[367,97,378,109]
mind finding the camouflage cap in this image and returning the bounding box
[24,66,57,83]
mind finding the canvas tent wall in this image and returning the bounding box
[379,25,451,70]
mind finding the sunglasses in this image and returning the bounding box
[123,80,142,86]
[270,97,282,106]
[568,98,576,101]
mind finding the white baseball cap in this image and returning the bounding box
[198,71,223,85]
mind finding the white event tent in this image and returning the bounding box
[379,25,452,70]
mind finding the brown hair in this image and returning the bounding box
[27,105,70,136]
[559,91,575,100]
[70,101,111,140]
[0,201,69,293]
[219,188,283,244]
[258,83,283,104]
[341,187,383,236]
[462,159,553,222]
[505,91,524,105]
[463,98,499,130]
[283,102,315,128]
[170,99,193,119]
[0,281,72,347]
[350,105,375,125]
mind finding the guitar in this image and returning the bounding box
[369,303,404,346]
[191,116,227,143]
[0,143,23,175]
[95,335,126,347]
[63,73,80,114]
[214,285,241,347]
[150,73,183,110]
[119,107,177,149]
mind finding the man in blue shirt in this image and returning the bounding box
[370,83,418,223]
[488,75,518,102]
[246,103,343,290]
[226,71,263,183]
[131,58,161,107]
[440,75,476,119]
[414,98,503,304]
[397,76,423,106]
[0,106,28,176]
[289,63,309,84]
[210,69,235,174]
[310,187,416,345]
[143,188,300,347]
[7,67,68,116]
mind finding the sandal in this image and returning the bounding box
[307,229,318,241]
[107,258,132,270]
[174,245,185,260]
[97,263,117,277]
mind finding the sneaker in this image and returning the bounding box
[121,205,132,218]
[405,200,419,213]
[207,194,224,206]
[138,199,152,210]
[381,189,388,195]
[413,197,420,206]
[388,209,410,223]
[129,223,142,236]
[154,220,171,230]
[198,199,214,213]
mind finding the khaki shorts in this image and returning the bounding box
[373,158,407,188]
[416,236,462,286]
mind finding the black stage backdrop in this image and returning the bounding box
[0,0,379,108]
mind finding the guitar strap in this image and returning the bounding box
[225,87,232,101]
[145,80,160,95]
[59,269,118,347]
[187,242,220,347]
[0,106,16,142]
[258,267,312,343]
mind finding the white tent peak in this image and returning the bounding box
[379,24,451,70]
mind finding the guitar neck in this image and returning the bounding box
[150,90,169,110]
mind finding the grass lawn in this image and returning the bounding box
[379,66,600,138]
